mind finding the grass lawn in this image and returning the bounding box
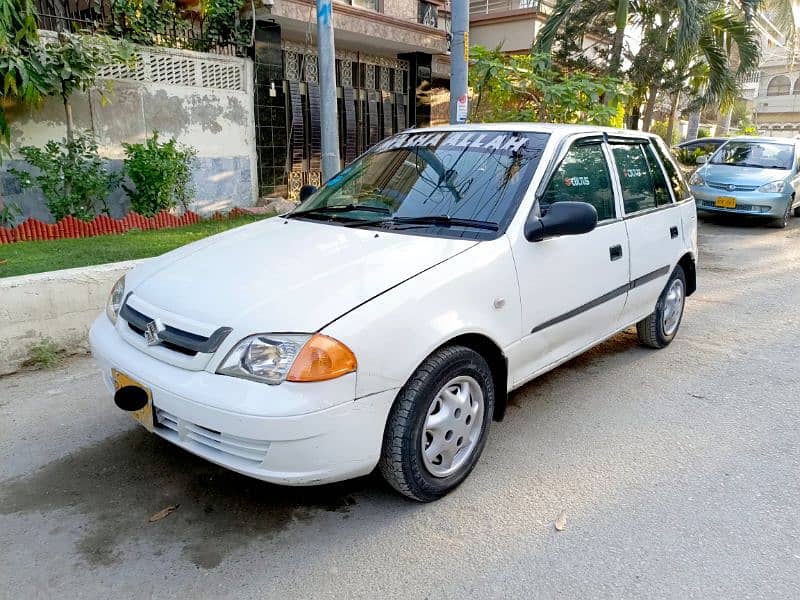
[0,215,269,278]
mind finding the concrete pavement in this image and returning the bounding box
[1,215,799,599]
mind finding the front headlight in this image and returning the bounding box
[106,275,126,324]
[216,333,357,385]
[689,171,705,186]
[758,180,786,193]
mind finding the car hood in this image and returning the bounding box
[700,163,790,186]
[128,217,477,333]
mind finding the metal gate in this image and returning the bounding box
[253,30,410,200]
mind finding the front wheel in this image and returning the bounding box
[637,265,686,349]
[772,198,792,228]
[379,345,495,502]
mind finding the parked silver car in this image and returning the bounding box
[689,137,800,228]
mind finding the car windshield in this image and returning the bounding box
[289,130,550,239]
[711,141,794,169]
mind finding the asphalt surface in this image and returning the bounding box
[2,215,799,599]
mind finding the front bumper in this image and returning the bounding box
[89,315,397,485]
[691,187,790,217]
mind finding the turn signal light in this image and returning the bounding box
[287,334,357,382]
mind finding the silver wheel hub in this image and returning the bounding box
[421,375,484,478]
[662,278,685,337]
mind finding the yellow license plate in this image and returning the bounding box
[716,196,737,209]
[112,369,154,432]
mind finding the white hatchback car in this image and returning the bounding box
[90,124,698,501]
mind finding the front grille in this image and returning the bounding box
[708,181,758,192]
[128,322,196,356]
[155,408,270,464]
[120,300,232,357]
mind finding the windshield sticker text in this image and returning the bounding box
[374,132,529,154]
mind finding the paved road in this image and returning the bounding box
[2,216,799,599]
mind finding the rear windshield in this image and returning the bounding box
[711,141,795,169]
[291,131,550,240]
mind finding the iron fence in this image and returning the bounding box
[34,0,250,56]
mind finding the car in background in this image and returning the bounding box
[689,137,800,228]
[674,137,728,166]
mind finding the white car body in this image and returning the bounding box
[90,124,698,487]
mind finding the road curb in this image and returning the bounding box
[0,259,146,376]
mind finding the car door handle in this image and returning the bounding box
[609,244,623,261]
[670,226,679,239]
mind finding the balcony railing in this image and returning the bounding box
[34,0,248,56]
[469,0,554,16]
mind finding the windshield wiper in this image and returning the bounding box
[288,204,391,219]
[370,215,499,231]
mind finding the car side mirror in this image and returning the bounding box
[299,185,318,202]
[524,201,598,242]
[695,155,708,165]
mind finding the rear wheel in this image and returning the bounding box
[793,195,800,218]
[637,265,686,349]
[379,345,494,502]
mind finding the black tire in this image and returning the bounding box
[772,199,792,228]
[379,345,495,502]
[637,265,687,349]
[793,196,800,218]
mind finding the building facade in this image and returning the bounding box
[252,0,451,199]
[6,0,450,221]
[753,42,800,138]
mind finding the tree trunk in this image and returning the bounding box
[63,94,74,144]
[608,0,628,76]
[627,102,641,130]
[686,110,701,141]
[666,91,681,144]
[641,83,659,132]
[716,107,733,136]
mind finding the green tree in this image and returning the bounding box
[469,46,628,126]
[534,0,762,138]
[0,0,48,157]
[42,32,134,143]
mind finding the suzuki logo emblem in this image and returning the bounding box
[144,319,165,346]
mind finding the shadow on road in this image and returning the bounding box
[0,428,403,569]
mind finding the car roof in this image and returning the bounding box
[677,137,727,147]
[406,122,662,141]
[722,136,796,145]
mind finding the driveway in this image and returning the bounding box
[2,216,799,599]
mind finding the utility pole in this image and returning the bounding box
[317,0,341,180]
[449,0,469,124]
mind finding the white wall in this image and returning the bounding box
[2,44,258,219]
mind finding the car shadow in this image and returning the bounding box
[0,427,405,570]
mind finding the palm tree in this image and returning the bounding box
[534,0,761,137]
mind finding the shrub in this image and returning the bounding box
[24,338,62,369]
[122,132,197,217]
[10,132,121,221]
[697,127,712,139]
[0,201,23,227]
[676,147,707,166]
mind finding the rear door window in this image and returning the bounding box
[653,138,691,201]
[610,144,658,214]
